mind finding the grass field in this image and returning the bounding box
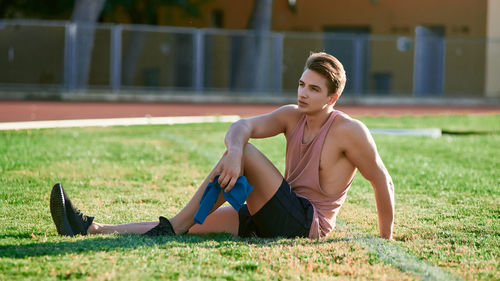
[0,114,498,280]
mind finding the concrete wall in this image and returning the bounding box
[486,0,500,97]
[369,38,414,95]
[445,40,486,96]
[0,25,65,86]
[0,25,111,89]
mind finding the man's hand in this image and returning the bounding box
[209,149,242,192]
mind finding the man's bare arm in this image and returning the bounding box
[212,105,297,191]
[367,158,395,239]
[341,119,395,239]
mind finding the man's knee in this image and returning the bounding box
[241,143,281,179]
[243,142,256,152]
[241,143,264,166]
[241,143,283,214]
[242,142,260,158]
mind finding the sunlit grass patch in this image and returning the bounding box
[336,129,499,280]
[0,115,499,280]
[0,234,417,281]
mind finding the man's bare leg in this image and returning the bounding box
[182,143,283,235]
[88,221,158,235]
[84,174,220,235]
[168,167,223,234]
[83,155,226,236]
[188,206,239,235]
[84,179,220,236]
[84,143,282,236]
[240,143,283,215]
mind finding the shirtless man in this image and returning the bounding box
[50,52,394,239]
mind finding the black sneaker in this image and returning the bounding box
[143,216,176,237]
[50,183,94,236]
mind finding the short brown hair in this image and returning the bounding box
[304,52,347,96]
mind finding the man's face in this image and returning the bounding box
[297,69,334,113]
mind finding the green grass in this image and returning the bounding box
[0,114,499,280]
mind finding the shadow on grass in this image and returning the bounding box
[441,129,499,135]
[0,233,349,259]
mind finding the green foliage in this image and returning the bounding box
[0,114,499,280]
[0,0,74,19]
[102,0,206,24]
[0,0,206,24]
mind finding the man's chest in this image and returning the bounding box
[319,133,345,168]
[318,133,356,193]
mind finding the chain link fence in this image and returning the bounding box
[1,19,499,100]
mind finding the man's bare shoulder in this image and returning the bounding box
[333,112,372,142]
[272,104,302,121]
[270,105,303,135]
[242,104,302,138]
[275,104,301,115]
[246,104,300,121]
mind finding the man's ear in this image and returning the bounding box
[328,92,340,105]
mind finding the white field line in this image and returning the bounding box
[0,115,241,131]
[336,219,463,281]
[1,116,441,138]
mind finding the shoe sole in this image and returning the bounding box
[50,183,75,237]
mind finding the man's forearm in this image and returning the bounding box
[224,119,252,153]
[373,179,395,239]
[210,119,253,188]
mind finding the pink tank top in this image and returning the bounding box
[285,111,351,238]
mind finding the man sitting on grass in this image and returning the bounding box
[50,52,394,240]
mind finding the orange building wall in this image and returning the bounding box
[168,0,488,38]
[278,0,487,36]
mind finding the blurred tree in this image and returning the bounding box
[70,0,107,90]
[231,0,273,92]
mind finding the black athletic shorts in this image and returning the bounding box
[238,179,314,238]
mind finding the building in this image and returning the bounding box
[164,0,500,98]
[1,0,499,98]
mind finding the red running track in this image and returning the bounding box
[0,101,498,122]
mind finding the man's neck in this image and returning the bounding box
[304,106,335,131]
